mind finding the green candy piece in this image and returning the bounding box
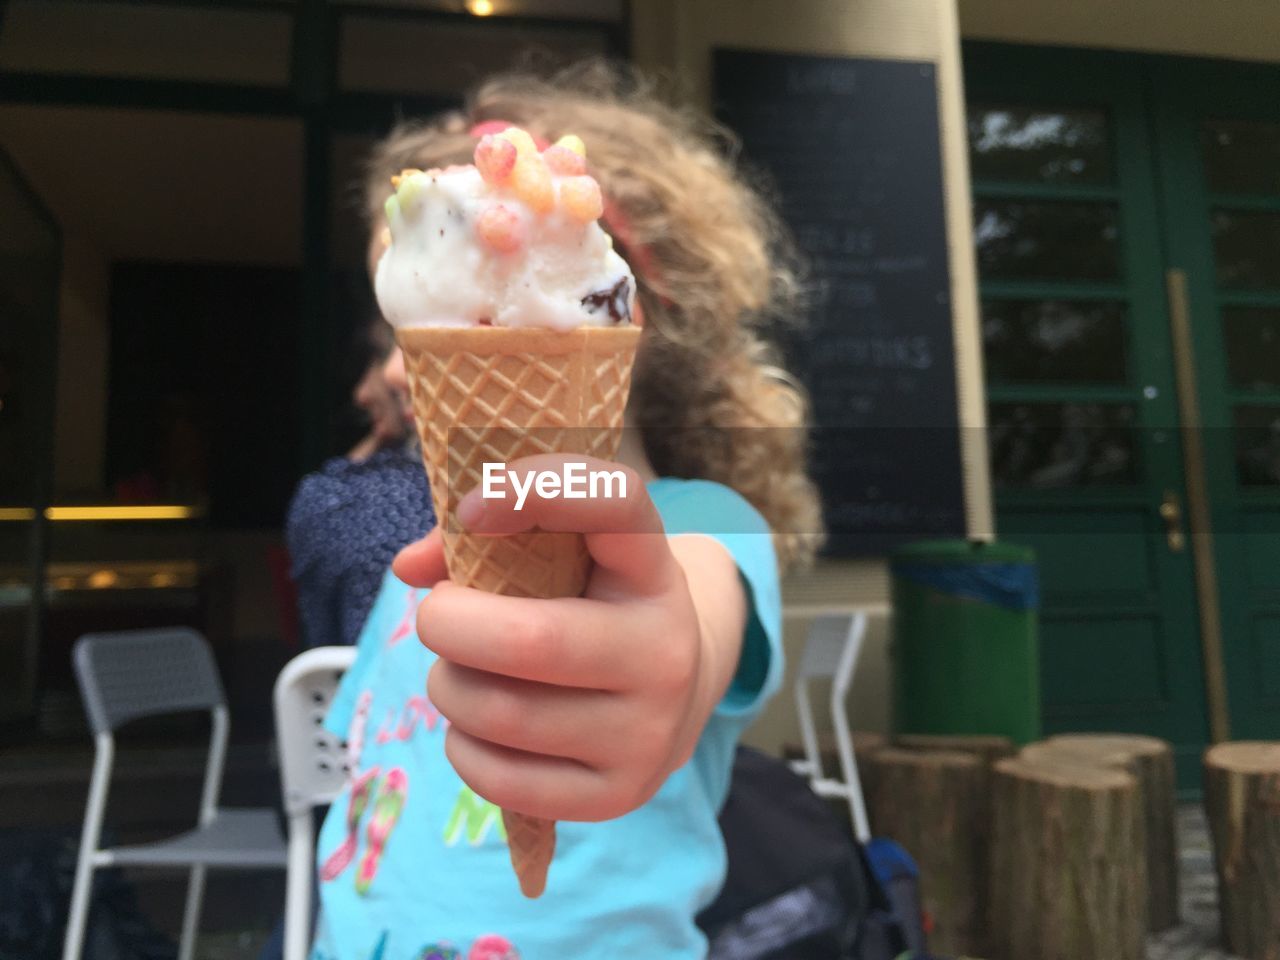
[396,173,424,213]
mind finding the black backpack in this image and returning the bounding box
[697,747,912,960]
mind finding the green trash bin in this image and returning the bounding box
[890,539,1040,745]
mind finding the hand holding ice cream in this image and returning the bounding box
[374,126,641,897]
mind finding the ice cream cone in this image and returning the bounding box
[502,809,557,899]
[397,323,641,896]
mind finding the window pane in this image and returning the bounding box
[1235,405,1280,486]
[974,200,1121,281]
[983,299,1129,384]
[340,15,608,95]
[107,264,301,527]
[989,402,1139,488]
[968,105,1112,185]
[1224,307,1280,391]
[1211,210,1280,290]
[0,108,303,266]
[1203,119,1280,195]
[0,0,291,86]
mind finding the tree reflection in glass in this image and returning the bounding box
[989,402,1138,488]
[1234,405,1280,486]
[974,200,1121,281]
[968,105,1113,185]
[984,299,1128,384]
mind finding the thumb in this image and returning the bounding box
[392,527,449,587]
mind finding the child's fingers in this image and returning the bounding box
[417,582,663,690]
[428,660,623,766]
[455,453,673,597]
[391,527,448,587]
[444,727,645,822]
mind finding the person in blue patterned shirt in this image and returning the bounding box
[285,319,435,648]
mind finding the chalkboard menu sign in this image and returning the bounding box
[714,49,967,554]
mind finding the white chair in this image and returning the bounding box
[64,628,287,960]
[273,645,357,960]
[788,613,872,843]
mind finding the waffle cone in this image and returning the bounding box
[396,324,640,896]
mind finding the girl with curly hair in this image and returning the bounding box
[312,61,822,960]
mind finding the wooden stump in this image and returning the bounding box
[990,757,1145,960]
[1019,733,1179,930]
[851,730,888,805]
[867,747,988,956]
[895,733,1016,768]
[1203,742,1280,960]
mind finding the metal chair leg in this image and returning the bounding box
[64,736,114,960]
[61,855,95,960]
[177,864,206,960]
[283,811,316,960]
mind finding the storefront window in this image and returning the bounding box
[988,402,1140,489]
[983,298,1129,384]
[974,199,1121,282]
[1203,118,1280,195]
[968,104,1112,185]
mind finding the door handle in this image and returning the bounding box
[1160,490,1185,552]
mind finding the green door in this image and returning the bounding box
[960,47,1207,787]
[966,46,1280,782]
[1150,59,1280,743]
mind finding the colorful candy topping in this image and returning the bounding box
[474,204,524,253]
[553,134,585,157]
[559,175,603,223]
[474,135,517,184]
[496,126,537,157]
[541,144,586,177]
[387,126,609,257]
[472,127,604,249]
[509,153,555,214]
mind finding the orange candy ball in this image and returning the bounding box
[475,204,524,253]
[474,135,517,185]
[510,155,555,214]
[542,144,586,177]
[559,176,603,223]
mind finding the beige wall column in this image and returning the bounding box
[958,0,1280,61]
[631,0,990,752]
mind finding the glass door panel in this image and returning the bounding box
[0,148,59,734]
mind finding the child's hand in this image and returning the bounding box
[392,454,747,823]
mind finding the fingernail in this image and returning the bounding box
[456,490,485,530]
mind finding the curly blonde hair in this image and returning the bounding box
[364,61,823,570]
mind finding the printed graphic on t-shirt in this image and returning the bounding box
[311,481,780,960]
[443,786,507,847]
[374,693,445,746]
[356,767,407,894]
[387,588,422,647]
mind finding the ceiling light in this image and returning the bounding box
[467,0,494,16]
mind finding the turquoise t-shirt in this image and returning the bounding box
[310,478,782,960]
